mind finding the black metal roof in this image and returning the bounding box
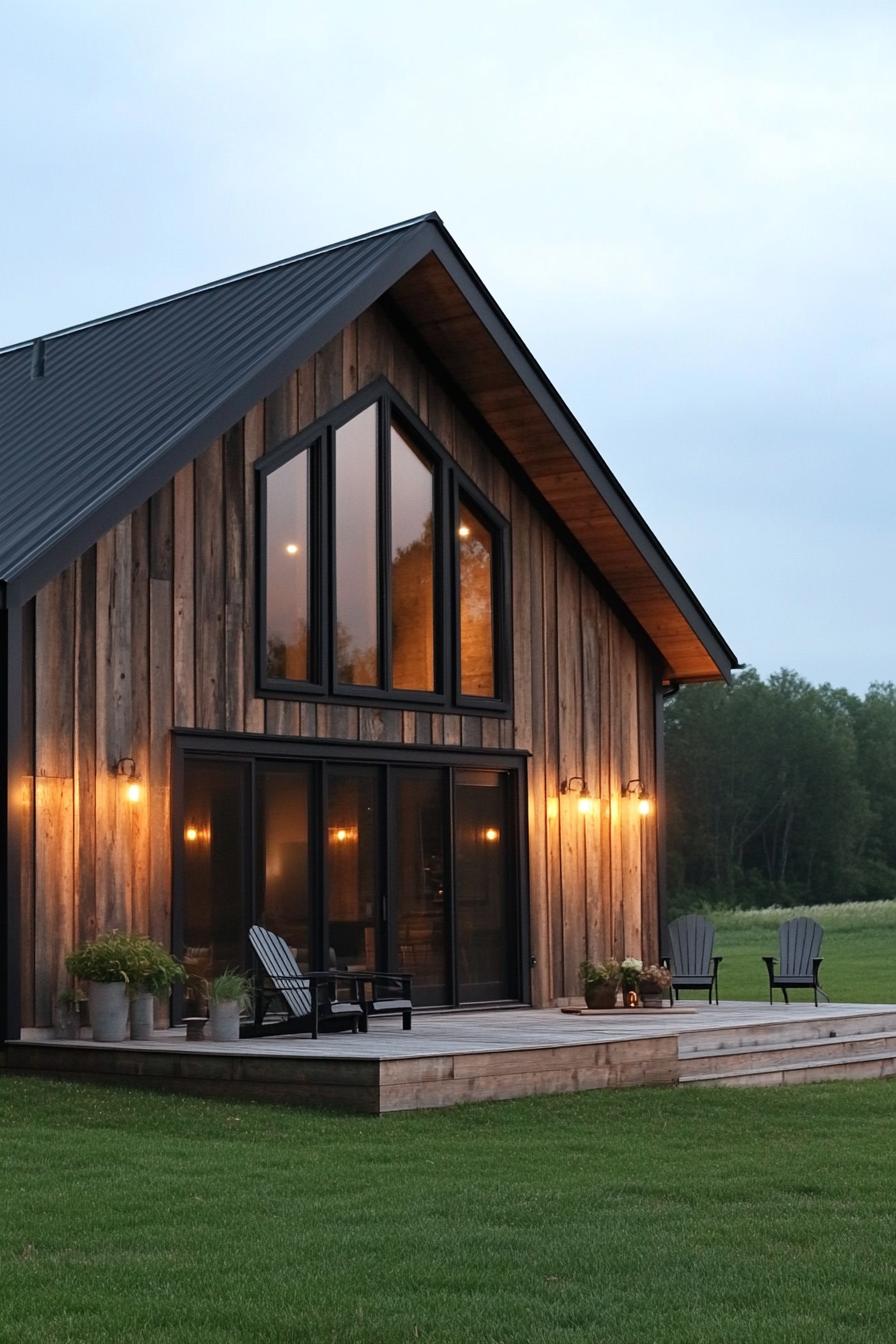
[0,212,738,677]
[0,214,438,599]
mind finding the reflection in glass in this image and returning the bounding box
[394,770,448,1005]
[391,422,435,691]
[458,500,495,698]
[335,406,379,685]
[454,769,514,1002]
[265,450,310,680]
[326,767,380,971]
[182,759,248,999]
[257,764,312,967]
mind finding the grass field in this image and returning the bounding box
[2,1074,895,1343]
[685,901,896,1004]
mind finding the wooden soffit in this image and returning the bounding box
[387,250,736,683]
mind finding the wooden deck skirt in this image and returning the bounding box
[4,1004,894,1114]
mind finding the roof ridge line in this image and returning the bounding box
[0,212,441,356]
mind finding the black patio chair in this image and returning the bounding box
[763,917,829,1006]
[663,914,722,1005]
[241,925,365,1039]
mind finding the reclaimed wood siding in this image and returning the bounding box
[21,303,660,1025]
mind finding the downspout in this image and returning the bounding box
[655,679,681,958]
[1,588,23,1042]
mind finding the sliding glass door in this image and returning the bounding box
[179,752,522,1008]
[326,766,381,972]
[454,770,514,1003]
[392,768,449,1007]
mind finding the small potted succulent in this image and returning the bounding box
[638,964,672,1008]
[204,970,253,1043]
[619,957,644,1006]
[579,958,621,1009]
[128,938,185,1040]
[65,931,140,1041]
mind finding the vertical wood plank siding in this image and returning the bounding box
[20,303,661,1024]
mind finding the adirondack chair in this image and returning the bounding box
[663,914,722,1004]
[763,917,829,1005]
[242,925,365,1039]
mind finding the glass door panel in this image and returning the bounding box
[392,768,449,1006]
[256,763,313,968]
[181,757,250,1001]
[454,769,515,1003]
[326,765,381,972]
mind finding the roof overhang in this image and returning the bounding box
[384,231,737,682]
[1,217,737,681]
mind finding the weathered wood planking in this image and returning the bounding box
[20,302,661,1025]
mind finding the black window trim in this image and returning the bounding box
[256,377,512,715]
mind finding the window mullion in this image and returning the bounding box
[379,397,392,692]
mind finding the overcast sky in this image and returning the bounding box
[2,1,893,692]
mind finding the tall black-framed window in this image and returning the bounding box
[257,379,510,712]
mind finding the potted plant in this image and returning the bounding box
[619,957,644,1006]
[205,970,253,1043]
[579,958,621,1009]
[638,964,672,1008]
[65,931,142,1041]
[54,986,86,1040]
[129,937,185,1040]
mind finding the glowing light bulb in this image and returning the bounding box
[125,781,141,804]
[457,524,471,539]
[638,797,651,817]
[578,795,593,816]
[185,826,199,843]
[285,543,299,555]
[335,828,348,843]
[484,827,500,842]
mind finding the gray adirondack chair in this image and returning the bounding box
[242,925,365,1039]
[663,914,722,1004]
[763,917,829,1005]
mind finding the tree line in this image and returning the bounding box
[664,669,896,913]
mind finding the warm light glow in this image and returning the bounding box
[484,827,500,843]
[185,826,199,843]
[577,795,594,816]
[285,543,299,555]
[328,825,357,845]
[125,781,141,804]
[638,797,651,817]
[457,523,471,539]
[547,796,559,821]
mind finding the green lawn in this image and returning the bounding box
[686,901,896,1004]
[1,1075,895,1343]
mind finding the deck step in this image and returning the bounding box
[682,1030,896,1076]
[682,1049,896,1088]
[677,1009,896,1057]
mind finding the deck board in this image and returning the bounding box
[6,1003,895,1113]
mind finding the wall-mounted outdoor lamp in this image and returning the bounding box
[115,757,141,804]
[483,826,501,843]
[560,776,593,816]
[621,778,651,816]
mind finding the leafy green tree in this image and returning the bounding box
[665,668,895,912]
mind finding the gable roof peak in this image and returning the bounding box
[0,212,442,359]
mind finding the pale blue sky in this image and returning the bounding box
[2,1,893,691]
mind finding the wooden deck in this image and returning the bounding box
[5,1002,896,1113]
